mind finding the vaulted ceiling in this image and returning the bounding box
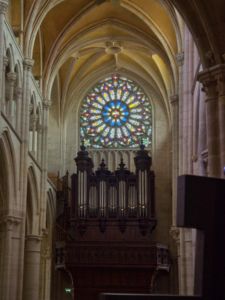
[9,0,225,123]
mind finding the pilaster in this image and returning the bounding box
[170,94,179,226]
[176,52,184,175]
[213,65,225,177]
[16,58,34,300]
[39,99,51,230]
[15,86,23,134]
[1,56,8,116]
[198,67,221,177]
[6,71,17,122]
[0,215,22,300]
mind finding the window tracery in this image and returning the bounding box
[80,74,152,149]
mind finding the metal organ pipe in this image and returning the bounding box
[99,181,106,217]
[78,171,87,218]
[119,181,126,216]
[138,170,148,217]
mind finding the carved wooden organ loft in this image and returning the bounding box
[56,144,170,300]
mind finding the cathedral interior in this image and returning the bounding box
[0,0,225,299]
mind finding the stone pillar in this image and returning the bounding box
[40,231,52,300]
[0,216,22,300]
[0,1,8,113]
[39,99,51,229]
[15,87,23,134]
[176,52,184,175]
[214,66,225,176]
[170,94,179,226]
[17,58,34,300]
[198,70,220,177]
[6,71,17,123]
[198,90,207,176]
[1,56,8,116]
[170,227,180,293]
[37,123,43,164]
[23,235,42,300]
[31,115,37,155]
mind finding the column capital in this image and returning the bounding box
[176,51,184,67]
[30,115,37,126]
[198,64,225,98]
[7,71,17,82]
[26,234,42,242]
[37,123,43,133]
[198,69,217,99]
[23,58,34,71]
[3,56,8,67]
[0,1,8,15]
[0,215,22,230]
[15,86,23,98]
[170,94,179,105]
[43,99,52,109]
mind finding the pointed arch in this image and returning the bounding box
[5,47,14,72]
[0,130,17,213]
[26,166,39,235]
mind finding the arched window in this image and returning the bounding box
[80,74,152,149]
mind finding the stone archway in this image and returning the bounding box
[23,167,41,300]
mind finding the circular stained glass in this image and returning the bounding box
[80,74,152,149]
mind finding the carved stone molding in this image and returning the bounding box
[3,56,8,68]
[201,149,208,173]
[42,99,52,109]
[198,73,217,100]
[176,51,184,67]
[6,71,17,82]
[198,64,225,99]
[0,1,8,15]
[0,215,22,230]
[15,86,22,97]
[67,243,170,268]
[23,58,34,71]
[26,234,42,243]
[170,94,179,105]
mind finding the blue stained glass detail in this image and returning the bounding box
[80,74,152,148]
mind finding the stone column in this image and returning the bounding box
[40,99,51,229]
[170,227,180,293]
[0,1,8,113]
[17,58,34,300]
[176,52,184,175]
[0,216,22,300]
[6,71,17,123]
[40,235,52,300]
[30,115,37,155]
[1,56,8,115]
[214,66,225,176]
[37,123,43,164]
[198,90,207,176]
[198,71,220,177]
[170,94,179,226]
[15,87,23,135]
[23,235,42,300]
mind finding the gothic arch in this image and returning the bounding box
[0,130,17,213]
[14,62,23,88]
[26,166,39,235]
[5,46,14,72]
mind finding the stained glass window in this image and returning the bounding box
[80,74,152,149]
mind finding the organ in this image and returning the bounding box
[56,143,170,300]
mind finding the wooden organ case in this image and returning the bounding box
[56,144,170,300]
